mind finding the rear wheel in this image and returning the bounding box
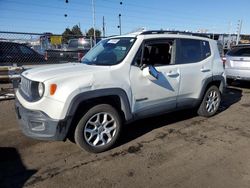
[74,104,122,153]
[197,86,221,117]
[227,78,234,85]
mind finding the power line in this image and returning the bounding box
[0,7,228,30]
[0,0,232,34]
[2,0,229,24]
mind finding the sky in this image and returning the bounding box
[0,0,250,36]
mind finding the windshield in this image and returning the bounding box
[82,37,135,66]
[68,39,92,49]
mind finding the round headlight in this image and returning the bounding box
[38,82,44,97]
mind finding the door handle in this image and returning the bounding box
[166,71,179,77]
[200,68,211,72]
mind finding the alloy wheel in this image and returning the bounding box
[84,112,117,147]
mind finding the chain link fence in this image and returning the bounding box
[0,31,106,82]
[0,31,106,100]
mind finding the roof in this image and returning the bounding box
[109,30,214,41]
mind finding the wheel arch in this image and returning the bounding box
[64,88,133,141]
[67,88,132,121]
[198,75,225,105]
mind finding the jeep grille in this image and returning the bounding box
[20,76,32,97]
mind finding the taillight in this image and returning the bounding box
[45,51,48,61]
[78,52,84,61]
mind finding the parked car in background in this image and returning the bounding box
[45,38,93,63]
[31,45,46,56]
[0,41,46,82]
[0,41,46,66]
[224,45,250,84]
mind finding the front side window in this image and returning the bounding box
[82,37,135,66]
[134,39,176,67]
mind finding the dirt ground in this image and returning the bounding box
[0,82,250,188]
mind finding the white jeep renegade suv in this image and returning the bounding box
[15,31,226,153]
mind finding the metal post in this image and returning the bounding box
[102,16,105,37]
[118,14,121,35]
[91,0,96,44]
[228,22,232,49]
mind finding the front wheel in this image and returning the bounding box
[74,104,122,153]
[197,86,221,117]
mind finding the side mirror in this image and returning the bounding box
[142,65,159,80]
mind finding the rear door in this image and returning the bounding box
[176,39,213,107]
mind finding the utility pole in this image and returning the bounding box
[102,16,105,37]
[91,0,96,44]
[118,14,122,35]
[117,1,122,35]
[236,19,243,45]
[78,22,81,30]
[228,21,232,49]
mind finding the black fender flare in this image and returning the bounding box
[212,75,226,93]
[198,75,226,104]
[66,88,133,121]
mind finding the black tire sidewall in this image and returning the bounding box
[227,78,233,85]
[74,104,122,153]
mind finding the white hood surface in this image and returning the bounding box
[22,63,110,82]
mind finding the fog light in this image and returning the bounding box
[29,120,45,131]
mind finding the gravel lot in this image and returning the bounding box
[0,82,250,188]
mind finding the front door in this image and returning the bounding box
[129,39,180,117]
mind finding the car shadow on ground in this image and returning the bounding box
[118,87,242,146]
[0,147,37,188]
[229,80,250,89]
[219,87,243,112]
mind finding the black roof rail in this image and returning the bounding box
[140,30,211,39]
[140,30,189,35]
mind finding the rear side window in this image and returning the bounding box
[227,47,250,57]
[177,39,211,64]
[202,41,211,58]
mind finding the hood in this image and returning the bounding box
[22,63,110,82]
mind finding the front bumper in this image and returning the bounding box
[15,99,70,141]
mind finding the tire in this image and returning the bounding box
[74,104,122,153]
[227,78,234,86]
[197,86,221,117]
